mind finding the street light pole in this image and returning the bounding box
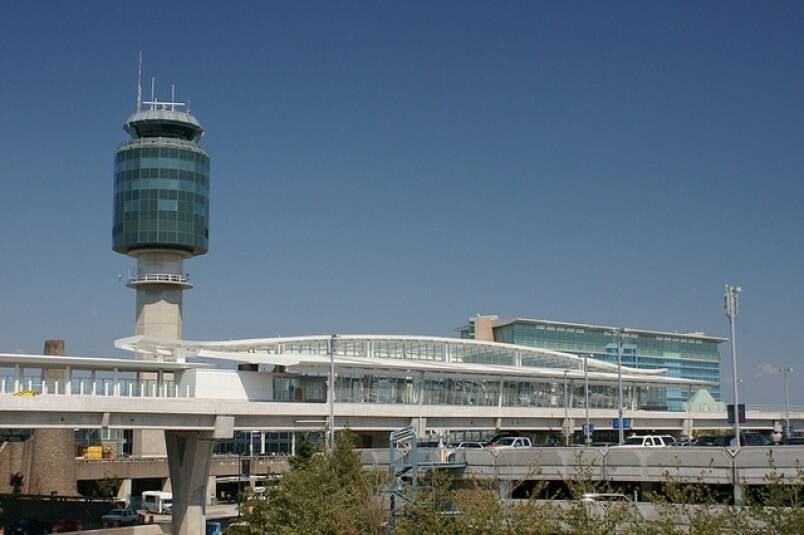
[563,369,570,446]
[724,285,741,447]
[783,367,793,438]
[616,328,624,445]
[584,354,591,446]
[328,334,337,453]
[724,284,742,506]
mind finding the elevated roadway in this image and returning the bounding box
[360,446,804,487]
[1,394,802,435]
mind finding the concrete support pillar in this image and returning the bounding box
[13,364,21,392]
[498,480,512,499]
[207,476,217,506]
[165,430,215,535]
[260,432,266,455]
[30,339,77,496]
[117,478,133,505]
[291,432,296,456]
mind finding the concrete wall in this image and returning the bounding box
[472,315,498,342]
[0,440,34,493]
[75,457,289,481]
[183,369,273,401]
[30,339,77,495]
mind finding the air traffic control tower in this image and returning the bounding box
[113,64,210,346]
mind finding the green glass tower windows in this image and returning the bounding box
[113,139,209,255]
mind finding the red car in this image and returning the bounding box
[51,519,83,533]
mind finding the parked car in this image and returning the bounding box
[742,433,771,446]
[206,521,223,535]
[488,437,532,449]
[591,441,618,448]
[8,519,51,535]
[694,433,770,447]
[101,508,139,527]
[670,440,694,447]
[693,434,731,447]
[455,441,485,449]
[657,435,677,445]
[613,435,669,447]
[51,519,83,532]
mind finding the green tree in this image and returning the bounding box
[289,432,316,470]
[746,453,804,535]
[227,429,384,535]
[95,476,123,498]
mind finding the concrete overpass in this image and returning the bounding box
[2,341,802,535]
[360,445,804,489]
[1,393,801,436]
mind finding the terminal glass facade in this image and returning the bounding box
[328,373,666,410]
[461,319,722,411]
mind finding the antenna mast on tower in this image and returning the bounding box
[136,51,143,112]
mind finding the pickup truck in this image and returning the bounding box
[101,508,139,527]
[488,436,532,449]
[612,435,668,447]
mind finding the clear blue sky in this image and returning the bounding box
[1,1,802,405]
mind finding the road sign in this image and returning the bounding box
[240,458,251,481]
[612,418,631,429]
[583,424,595,436]
[727,404,746,424]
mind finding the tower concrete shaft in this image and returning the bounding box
[130,250,191,342]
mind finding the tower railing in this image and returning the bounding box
[128,273,191,284]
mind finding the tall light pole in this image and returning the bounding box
[784,367,793,438]
[584,354,591,446]
[616,328,625,445]
[724,285,741,447]
[771,366,795,438]
[328,334,337,453]
[724,284,742,506]
[563,369,570,446]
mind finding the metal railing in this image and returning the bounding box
[0,375,193,399]
[128,273,191,284]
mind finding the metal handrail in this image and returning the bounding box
[128,273,190,284]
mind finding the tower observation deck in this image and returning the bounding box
[113,57,210,343]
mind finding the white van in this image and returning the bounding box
[142,490,173,514]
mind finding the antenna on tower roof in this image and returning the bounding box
[136,51,143,112]
[150,76,156,110]
[187,98,191,113]
[171,83,175,111]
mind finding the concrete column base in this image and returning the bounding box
[498,480,512,499]
[165,430,214,535]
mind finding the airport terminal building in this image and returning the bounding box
[459,315,725,411]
